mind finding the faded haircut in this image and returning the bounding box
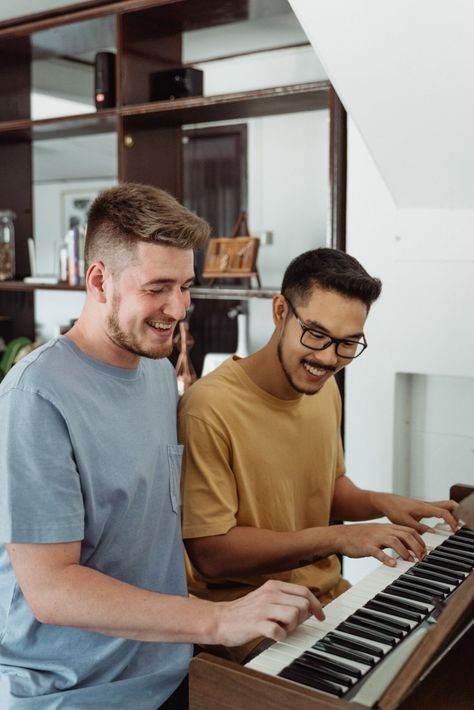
[84,182,210,273]
[281,248,382,312]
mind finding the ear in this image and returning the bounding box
[272,294,288,329]
[86,262,108,303]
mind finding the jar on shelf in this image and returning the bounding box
[0,209,16,281]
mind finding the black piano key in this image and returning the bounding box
[314,639,375,667]
[442,539,474,556]
[375,592,429,614]
[327,632,385,658]
[407,564,458,593]
[455,527,474,540]
[433,546,474,566]
[414,562,461,585]
[365,599,422,622]
[338,621,396,646]
[300,651,362,679]
[399,573,449,597]
[406,568,455,589]
[279,666,344,696]
[427,551,471,574]
[292,657,355,688]
[355,607,411,632]
[385,582,438,605]
[348,613,404,640]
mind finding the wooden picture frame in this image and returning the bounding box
[202,211,261,287]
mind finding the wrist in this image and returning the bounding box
[326,524,346,556]
[368,490,392,518]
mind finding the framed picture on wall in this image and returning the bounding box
[61,188,100,235]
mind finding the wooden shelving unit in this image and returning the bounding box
[0,0,346,343]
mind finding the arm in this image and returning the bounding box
[331,475,459,532]
[185,517,430,575]
[6,541,324,648]
[181,410,430,572]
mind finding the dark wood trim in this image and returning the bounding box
[0,0,180,37]
[449,484,474,503]
[329,85,347,252]
[328,86,348,439]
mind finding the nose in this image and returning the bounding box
[313,343,339,368]
[164,288,190,322]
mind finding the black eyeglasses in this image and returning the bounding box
[284,295,368,359]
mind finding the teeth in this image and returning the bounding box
[148,320,173,330]
[303,362,327,377]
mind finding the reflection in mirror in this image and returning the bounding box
[31,16,115,120]
[32,132,117,277]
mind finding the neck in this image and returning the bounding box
[66,303,140,369]
[237,335,302,401]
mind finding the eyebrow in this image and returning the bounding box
[300,317,364,340]
[142,277,195,288]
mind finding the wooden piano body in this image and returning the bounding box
[189,485,474,709]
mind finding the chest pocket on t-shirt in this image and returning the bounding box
[167,444,183,514]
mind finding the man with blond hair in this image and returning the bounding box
[0,184,322,709]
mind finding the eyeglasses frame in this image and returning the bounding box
[283,294,368,360]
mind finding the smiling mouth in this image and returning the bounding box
[302,361,335,378]
[146,319,175,332]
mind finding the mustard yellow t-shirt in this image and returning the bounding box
[179,356,346,603]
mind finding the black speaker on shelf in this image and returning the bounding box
[94,52,116,109]
[150,67,203,102]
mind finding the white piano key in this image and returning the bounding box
[246,654,287,675]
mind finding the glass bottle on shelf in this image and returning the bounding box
[0,209,16,281]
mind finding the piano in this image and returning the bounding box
[189,485,474,709]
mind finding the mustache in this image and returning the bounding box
[301,358,336,373]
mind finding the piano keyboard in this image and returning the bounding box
[246,525,474,703]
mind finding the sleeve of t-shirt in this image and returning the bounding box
[0,387,85,543]
[179,412,238,539]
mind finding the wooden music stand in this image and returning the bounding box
[202,211,261,288]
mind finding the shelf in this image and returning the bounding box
[191,287,279,300]
[0,110,118,141]
[0,281,85,292]
[122,82,329,128]
[0,282,278,300]
[0,82,328,139]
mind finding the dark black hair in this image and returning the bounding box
[281,248,382,311]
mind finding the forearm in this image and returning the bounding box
[331,476,387,521]
[16,559,218,644]
[185,525,342,578]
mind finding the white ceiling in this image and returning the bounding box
[289,0,474,209]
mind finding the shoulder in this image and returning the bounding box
[0,338,65,395]
[179,357,239,413]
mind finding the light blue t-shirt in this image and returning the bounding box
[0,336,192,708]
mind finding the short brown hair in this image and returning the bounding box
[84,182,210,272]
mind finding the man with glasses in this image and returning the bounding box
[179,248,457,662]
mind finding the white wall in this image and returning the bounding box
[343,119,474,584]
